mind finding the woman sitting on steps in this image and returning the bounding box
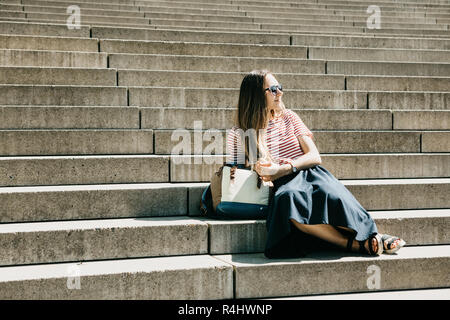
[226,69,406,258]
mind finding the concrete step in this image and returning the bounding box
[118,70,450,92]
[8,17,450,39]
[100,39,308,58]
[310,46,450,63]
[327,60,450,77]
[367,91,450,110]
[141,107,385,130]
[333,8,432,18]
[148,18,261,30]
[323,3,450,12]
[234,3,422,16]
[108,53,325,73]
[51,0,136,4]
[393,110,450,130]
[289,24,450,37]
[128,87,450,109]
[426,12,450,18]
[142,11,254,23]
[24,12,151,25]
[205,209,450,255]
[324,4,450,13]
[96,22,448,40]
[20,0,139,11]
[0,106,139,129]
[170,154,450,181]
[1,84,448,109]
[155,129,450,154]
[0,4,23,11]
[0,105,442,133]
[0,153,448,186]
[0,216,208,266]
[0,174,449,221]
[91,26,291,44]
[4,18,447,45]
[364,27,450,37]
[248,10,437,24]
[137,4,247,16]
[143,18,364,33]
[0,129,156,156]
[0,17,28,24]
[22,5,145,17]
[345,15,438,24]
[251,14,438,26]
[1,179,449,222]
[0,254,233,299]
[0,67,116,85]
[18,18,263,32]
[0,209,448,266]
[422,132,450,152]
[128,86,367,109]
[0,11,26,19]
[110,53,450,77]
[0,85,127,106]
[144,107,450,130]
[292,34,450,50]
[0,21,90,38]
[13,0,445,12]
[258,17,354,27]
[352,21,448,30]
[99,39,450,64]
[215,245,450,299]
[0,182,193,222]
[0,106,392,130]
[273,288,450,300]
[118,70,345,90]
[0,34,99,52]
[237,0,450,10]
[346,75,450,91]
[159,0,447,8]
[0,49,107,68]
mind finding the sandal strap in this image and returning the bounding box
[358,233,382,256]
[358,240,366,254]
[368,234,376,255]
[346,234,356,252]
[369,233,383,255]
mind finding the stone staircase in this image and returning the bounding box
[0,0,449,300]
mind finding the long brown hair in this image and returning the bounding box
[234,69,282,167]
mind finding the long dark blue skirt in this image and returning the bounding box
[264,165,378,259]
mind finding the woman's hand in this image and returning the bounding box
[254,160,289,182]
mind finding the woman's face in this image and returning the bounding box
[263,73,283,114]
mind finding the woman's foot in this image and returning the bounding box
[381,234,406,254]
[362,237,380,255]
[346,233,383,256]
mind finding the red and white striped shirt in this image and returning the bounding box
[226,109,313,165]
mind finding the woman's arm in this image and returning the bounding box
[256,135,321,181]
[292,135,322,170]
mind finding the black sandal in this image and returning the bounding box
[346,232,383,256]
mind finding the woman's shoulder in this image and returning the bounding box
[281,108,298,122]
[283,108,297,118]
[228,125,240,132]
[227,125,241,138]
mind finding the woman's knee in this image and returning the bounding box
[278,186,310,202]
[316,183,343,201]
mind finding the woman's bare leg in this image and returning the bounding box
[289,219,377,253]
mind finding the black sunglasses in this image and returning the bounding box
[264,84,283,95]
